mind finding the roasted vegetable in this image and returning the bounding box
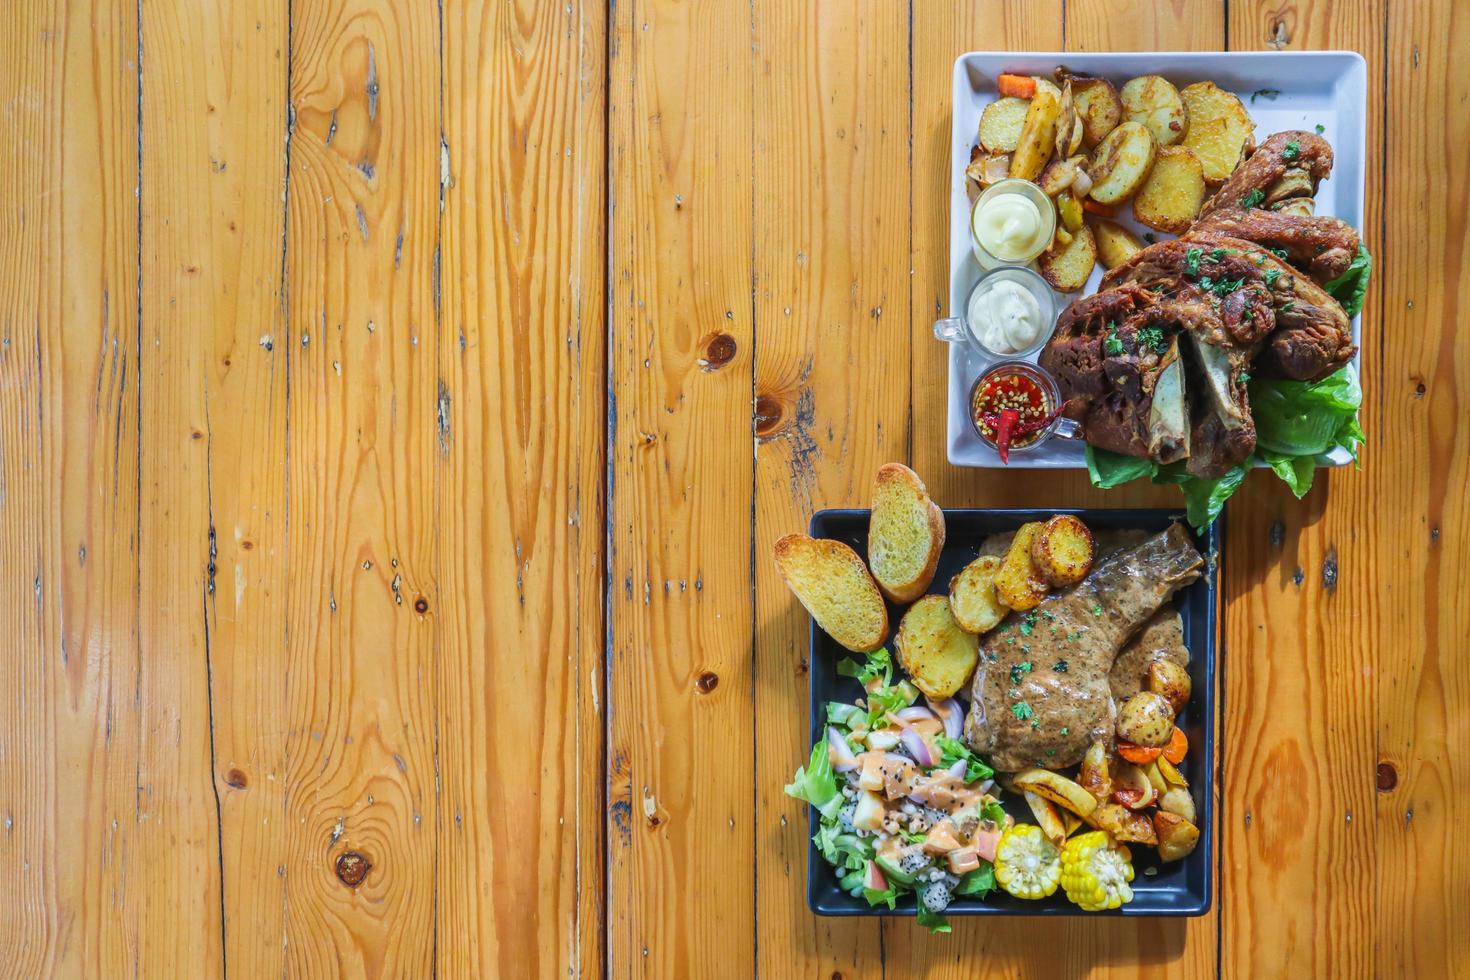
[1120,74,1188,146]
[996,73,1037,98]
[1013,767,1098,819]
[1024,790,1069,846]
[1056,189,1085,232]
[1087,120,1156,205]
[966,150,1013,189]
[994,824,1061,900]
[894,595,980,699]
[993,522,1050,611]
[1160,786,1197,823]
[1148,658,1192,714]
[1054,78,1078,159]
[1038,220,1097,293]
[1157,754,1188,788]
[1091,218,1144,270]
[1060,831,1135,911]
[1036,156,1081,197]
[1088,802,1158,845]
[1116,741,1162,764]
[1111,761,1158,810]
[1153,810,1201,861]
[1070,76,1122,148]
[1009,88,1061,181]
[1079,740,1113,803]
[948,555,1007,635]
[1116,691,1175,747]
[1163,726,1189,765]
[979,96,1030,154]
[1180,81,1255,184]
[1030,514,1096,586]
[1133,145,1207,233]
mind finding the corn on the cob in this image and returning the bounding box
[1059,831,1135,911]
[994,824,1061,900]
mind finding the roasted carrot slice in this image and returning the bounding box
[997,73,1038,99]
[1082,197,1117,217]
[1117,741,1162,764]
[1163,727,1188,765]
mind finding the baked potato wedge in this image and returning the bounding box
[1012,767,1098,819]
[894,595,980,699]
[979,96,1030,154]
[1088,802,1158,845]
[1087,120,1156,205]
[1120,74,1188,146]
[1160,786,1197,824]
[1009,87,1060,181]
[1147,658,1192,714]
[1153,810,1201,861]
[1030,514,1095,586]
[1116,692,1176,747]
[1024,790,1069,846]
[948,555,1007,635]
[1070,76,1122,148]
[1133,145,1207,233]
[1091,218,1144,270]
[1079,741,1113,804]
[1180,81,1255,184]
[993,522,1050,611]
[1038,220,1096,293]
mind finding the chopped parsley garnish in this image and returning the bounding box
[1053,660,1069,673]
[1282,140,1301,161]
[1104,321,1125,356]
[1250,87,1281,103]
[1009,661,1033,685]
[1143,232,1157,244]
[1136,325,1169,354]
[1210,276,1245,297]
[1031,719,1041,730]
[1059,727,1069,736]
[1046,748,1057,757]
[1041,610,1057,621]
[1208,248,1229,261]
[1198,275,1214,291]
[1006,636,1016,645]
[1090,603,1102,616]
[1007,688,1021,700]
[1066,631,1082,643]
[1020,643,1030,653]
[1281,300,1295,312]
[1011,701,1035,722]
[1271,247,1289,259]
[1315,123,1326,134]
[1242,188,1266,209]
[1019,612,1038,636]
[1184,247,1202,277]
[1237,370,1251,384]
[1263,268,1281,287]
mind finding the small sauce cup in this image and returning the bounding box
[969,178,1057,270]
[968,360,1081,462]
[933,266,1057,363]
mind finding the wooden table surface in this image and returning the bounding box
[3,0,1467,976]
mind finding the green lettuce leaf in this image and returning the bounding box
[1250,366,1364,459]
[863,879,900,910]
[954,861,997,897]
[980,799,1008,828]
[1259,448,1318,498]
[1323,243,1372,318]
[916,902,952,934]
[935,735,995,783]
[836,648,892,688]
[814,820,873,871]
[785,742,843,819]
[1085,444,1154,489]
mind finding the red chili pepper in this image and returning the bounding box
[980,409,1058,440]
[995,408,1019,463]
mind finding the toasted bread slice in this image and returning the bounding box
[773,534,888,652]
[868,463,946,604]
[948,555,1007,634]
[894,596,980,699]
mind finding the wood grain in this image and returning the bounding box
[751,3,911,977]
[436,0,606,976]
[607,0,756,976]
[0,0,145,974]
[1219,3,1385,976]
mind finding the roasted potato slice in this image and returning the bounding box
[948,555,1007,635]
[1180,81,1255,184]
[894,595,980,699]
[1070,76,1121,149]
[1079,741,1113,804]
[1147,658,1192,714]
[1009,87,1060,181]
[1012,767,1098,819]
[979,96,1031,154]
[1153,810,1201,861]
[1142,760,1169,797]
[1024,790,1069,846]
[1117,692,1175,747]
[1036,156,1081,197]
[993,522,1050,611]
[1030,514,1095,586]
[1087,121,1155,205]
[1031,76,1062,102]
[1091,218,1144,270]
[1088,802,1158,845]
[1160,787,1197,824]
[1120,74,1188,146]
[1133,145,1206,233]
[1038,220,1096,293]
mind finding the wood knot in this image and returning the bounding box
[701,332,737,370]
[413,596,429,614]
[754,394,785,437]
[240,540,254,551]
[694,671,719,693]
[224,768,248,789]
[1377,761,1398,792]
[335,851,371,888]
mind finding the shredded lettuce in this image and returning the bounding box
[980,799,1008,828]
[836,648,892,688]
[1323,243,1372,318]
[954,860,997,897]
[814,820,873,870]
[785,742,843,820]
[863,877,900,910]
[935,735,995,783]
[916,901,952,934]
[825,701,865,730]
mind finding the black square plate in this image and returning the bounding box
[807,508,1219,917]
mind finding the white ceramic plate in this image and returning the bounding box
[946,51,1368,468]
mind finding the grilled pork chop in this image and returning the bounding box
[963,525,1203,772]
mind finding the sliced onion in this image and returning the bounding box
[827,726,859,772]
[898,726,933,768]
[927,697,964,740]
[947,759,969,780]
[976,779,995,796]
[1071,168,1094,199]
[895,705,935,723]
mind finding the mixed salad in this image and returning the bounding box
[785,650,1005,932]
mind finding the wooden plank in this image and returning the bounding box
[138,1,294,975]
[1218,4,1385,976]
[606,0,756,974]
[0,0,145,974]
[902,2,1219,974]
[280,3,442,973]
[751,2,910,976]
[1064,0,1224,52]
[1372,3,1470,974]
[435,0,606,976]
